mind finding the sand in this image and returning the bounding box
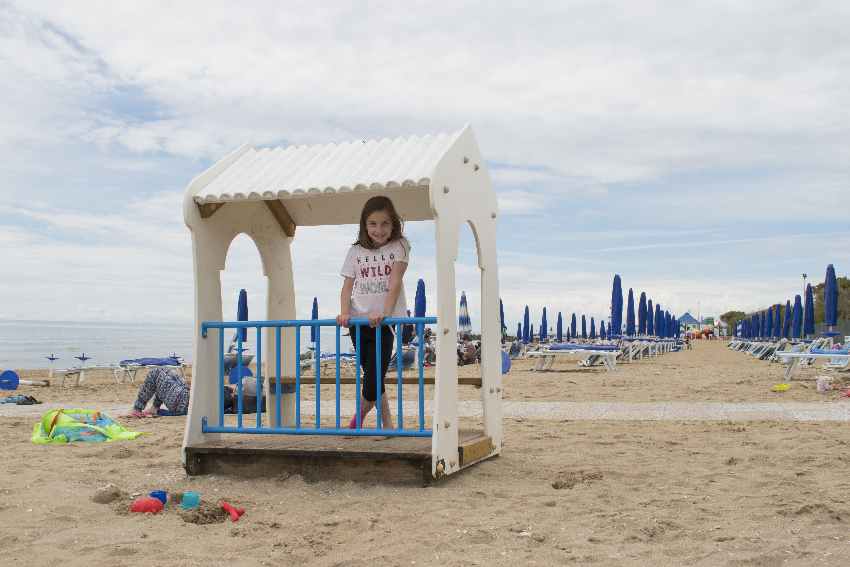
[3,341,850,566]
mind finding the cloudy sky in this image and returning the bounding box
[2,1,848,331]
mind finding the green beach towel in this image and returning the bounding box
[31,408,142,444]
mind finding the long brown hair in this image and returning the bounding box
[355,196,404,249]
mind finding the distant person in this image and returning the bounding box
[337,196,410,430]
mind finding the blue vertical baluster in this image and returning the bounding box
[396,322,403,430]
[335,324,341,429]
[418,322,425,431]
[218,328,225,427]
[355,325,361,428]
[315,322,321,429]
[295,325,301,429]
[236,328,244,429]
[255,326,263,430]
[275,326,282,428]
[376,323,382,429]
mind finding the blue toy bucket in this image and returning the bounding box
[0,370,20,390]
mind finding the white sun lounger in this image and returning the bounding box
[774,350,850,380]
[527,348,618,372]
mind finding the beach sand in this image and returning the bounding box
[3,341,850,566]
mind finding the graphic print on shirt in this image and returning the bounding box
[355,251,396,297]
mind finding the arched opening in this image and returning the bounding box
[218,232,267,426]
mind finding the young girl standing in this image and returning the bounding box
[337,196,410,430]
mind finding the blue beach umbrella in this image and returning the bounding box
[773,304,781,339]
[611,275,623,337]
[804,284,815,337]
[824,264,839,332]
[654,304,662,337]
[310,297,319,342]
[237,289,248,342]
[523,306,530,344]
[646,300,654,335]
[571,313,577,338]
[530,324,535,343]
[600,320,606,339]
[666,311,672,338]
[590,317,596,339]
[792,295,803,339]
[783,300,792,338]
[638,292,647,335]
[581,315,587,339]
[765,306,773,338]
[414,279,426,317]
[516,322,522,341]
[626,289,636,336]
[556,312,563,342]
[540,307,548,341]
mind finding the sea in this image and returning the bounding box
[0,320,352,370]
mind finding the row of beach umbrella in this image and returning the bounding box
[735,264,840,340]
[512,274,680,344]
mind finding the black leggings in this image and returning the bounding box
[349,325,394,402]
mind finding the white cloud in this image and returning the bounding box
[2,0,849,327]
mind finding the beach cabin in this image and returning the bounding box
[181,126,502,483]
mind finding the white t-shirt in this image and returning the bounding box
[340,238,410,318]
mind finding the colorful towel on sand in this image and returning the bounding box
[31,408,142,444]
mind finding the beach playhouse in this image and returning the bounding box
[181,125,503,482]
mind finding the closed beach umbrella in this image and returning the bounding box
[458,292,472,336]
[804,284,815,337]
[626,289,636,336]
[237,288,248,342]
[824,264,839,331]
[581,315,587,339]
[792,295,803,339]
[523,306,530,344]
[666,311,672,338]
[655,304,662,337]
[571,313,577,338]
[638,292,647,335]
[415,279,426,317]
[590,317,596,339]
[556,312,563,342]
[773,304,781,339]
[600,320,606,339]
[516,322,522,341]
[540,307,548,341]
[646,299,654,335]
[783,300,792,338]
[765,306,773,338]
[611,275,623,337]
[499,299,506,339]
[310,297,319,343]
[530,324,535,342]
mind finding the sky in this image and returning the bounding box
[1,1,848,332]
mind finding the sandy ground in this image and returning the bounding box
[3,340,850,566]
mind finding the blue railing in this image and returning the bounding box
[200,317,437,438]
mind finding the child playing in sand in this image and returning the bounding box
[337,196,410,430]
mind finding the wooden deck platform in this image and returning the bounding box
[185,429,493,485]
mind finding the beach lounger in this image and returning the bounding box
[115,356,186,384]
[527,343,619,372]
[774,348,850,380]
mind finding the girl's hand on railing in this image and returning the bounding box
[336,314,350,327]
[368,311,385,328]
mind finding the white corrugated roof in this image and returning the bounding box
[193,128,465,205]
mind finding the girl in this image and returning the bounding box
[337,196,410,430]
